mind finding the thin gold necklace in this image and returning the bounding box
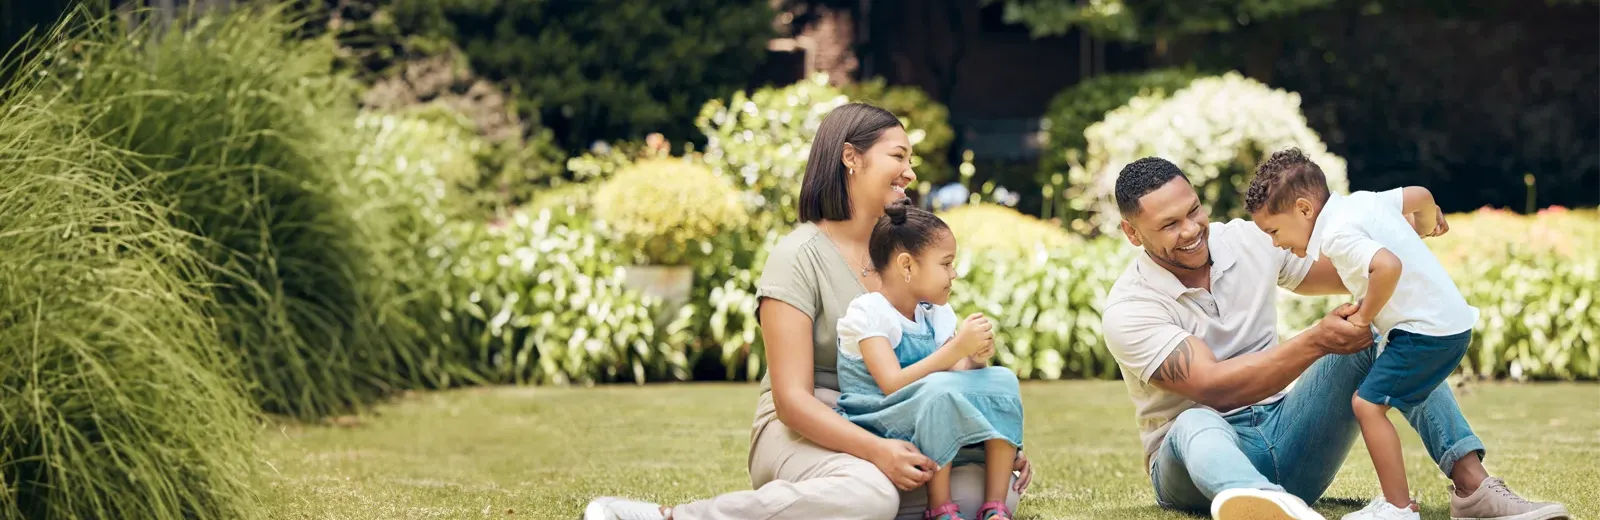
[854,253,873,279]
[822,225,874,279]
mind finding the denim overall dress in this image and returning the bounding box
[834,306,1025,467]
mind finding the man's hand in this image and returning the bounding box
[1315,303,1373,355]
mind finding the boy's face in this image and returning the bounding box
[1251,198,1318,257]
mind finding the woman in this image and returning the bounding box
[585,103,1032,520]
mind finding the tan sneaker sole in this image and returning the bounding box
[1212,489,1326,520]
[1451,503,1571,520]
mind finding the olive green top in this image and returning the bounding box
[756,222,869,395]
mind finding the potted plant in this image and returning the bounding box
[593,156,748,316]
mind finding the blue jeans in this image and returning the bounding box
[1149,344,1487,512]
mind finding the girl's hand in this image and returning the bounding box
[870,438,936,491]
[968,342,995,365]
[951,313,993,357]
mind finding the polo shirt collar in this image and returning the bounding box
[1133,224,1237,300]
[1304,193,1346,261]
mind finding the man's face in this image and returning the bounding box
[1121,178,1211,272]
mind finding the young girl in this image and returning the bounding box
[835,199,1025,520]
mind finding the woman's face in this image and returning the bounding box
[846,126,917,216]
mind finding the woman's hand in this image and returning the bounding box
[1012,450,1033,494]
[869,438,936,491]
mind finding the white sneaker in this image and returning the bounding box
[582,497,667,520]
[1341,496,1420,520]
[1212,488,1327,520]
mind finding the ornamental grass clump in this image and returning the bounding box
[54,4,423,418]
[0,31,260,519]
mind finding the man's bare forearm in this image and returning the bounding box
[1153,332,1327,411]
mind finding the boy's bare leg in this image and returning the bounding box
[1354,393,1412,509]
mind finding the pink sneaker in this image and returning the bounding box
[925,502,966,520]
[977,501,1012,520]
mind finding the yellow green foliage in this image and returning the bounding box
[940,203,1078,256]
[594,158,749,265]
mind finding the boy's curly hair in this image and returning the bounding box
[1245,148,1331,215]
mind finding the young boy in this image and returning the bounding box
[1245,148,1474,520]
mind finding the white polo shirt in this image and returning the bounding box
[1102,218,1316,465]
[1306,189,1477,342]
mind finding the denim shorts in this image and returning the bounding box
[1357,328,1472,412]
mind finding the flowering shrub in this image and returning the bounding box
[696,73,853,231]
[447,208,673,385]
[1037,67,1202,187]
[1067,72,1349,235]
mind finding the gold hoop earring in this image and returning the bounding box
[849,168,855,176]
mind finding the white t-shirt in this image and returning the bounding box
[836,292,959,361]
[1102,219,1315,466]
[1306,188,1478,341]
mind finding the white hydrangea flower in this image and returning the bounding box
[1071,72,1349,234]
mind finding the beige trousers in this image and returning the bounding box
[670,389,1021,520]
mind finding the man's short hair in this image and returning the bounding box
[1244,148,1330,215]
[1115,157,1189,217]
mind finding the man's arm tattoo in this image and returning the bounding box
[1150,340,1193,383]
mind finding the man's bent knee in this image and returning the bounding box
[1171,408,1230,435]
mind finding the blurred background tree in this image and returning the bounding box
[387,0,775,154]
[994,0,1597,213]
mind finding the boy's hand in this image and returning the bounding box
[951,313,993,357]
[1412,205,1447,238]
[1427,207,1449,237]
[1348,300,1373,329]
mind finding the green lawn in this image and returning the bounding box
[260,382,1597,519]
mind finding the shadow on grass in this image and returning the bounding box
[1092,504,1203,519]
[1316,496,1452,518]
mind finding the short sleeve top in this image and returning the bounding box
[755,222,869,394]
[834,292,959,361]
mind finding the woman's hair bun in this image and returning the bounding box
[884,198,913,225]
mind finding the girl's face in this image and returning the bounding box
[845,126,917,216]
[892,230,959,306]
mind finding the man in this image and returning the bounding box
[1100,157,1570,520]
